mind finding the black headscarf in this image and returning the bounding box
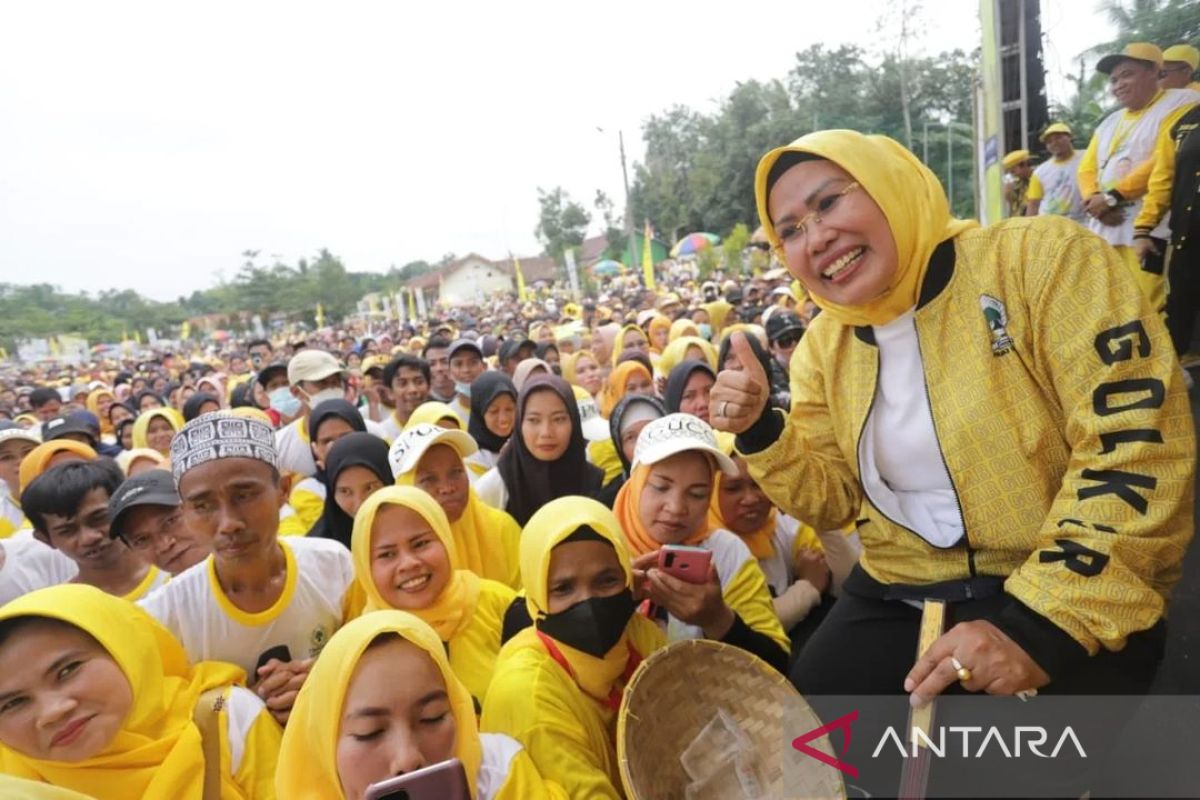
[663,360,716,415]
[608,394,667,477]
[133,390,164,411]
[106,401,134,426]
[535,342,561,375]
[496,373,604,526]
[182,392,220,422]
[468,371,517,454]
[307,399,367,442]
[309,432,391,548]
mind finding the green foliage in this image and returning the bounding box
[534,187,592,264]
[722,223,751,275]
[1089,0,1200,56]
[629,45,980,236]
[696,247,720,280]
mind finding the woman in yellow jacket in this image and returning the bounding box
[709,130,1194,704]
[0,584,281,800]
[612,413,790,673]
[276,611,564,800]
[480,497,666,800]
[389,424,522,590]
[351,485,518,707]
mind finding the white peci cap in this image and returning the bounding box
[387,422,478,479]
[631,413,738,476]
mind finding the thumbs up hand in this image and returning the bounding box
[709,332,770,434]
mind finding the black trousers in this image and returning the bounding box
[1166,234,1200,356]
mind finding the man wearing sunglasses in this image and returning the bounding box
[765,310,805,408]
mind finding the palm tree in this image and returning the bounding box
[1088,0,1200,57]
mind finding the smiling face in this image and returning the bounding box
[637,451,714,545]
[521,389,572,462]
[545,539,626,615]
[335,636,457,800]
[0,619,133,763]
[120,503,208,575]
[483,393,516,440]
[37,488,127,571]
[768,159,899,308]
[1044,132,1073,159]
[1108,58,1160,111]
[369,504,451,611]
[145,417,175,455]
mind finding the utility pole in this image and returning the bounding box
[618,131,637,279]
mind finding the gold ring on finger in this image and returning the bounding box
[950,655,972,683]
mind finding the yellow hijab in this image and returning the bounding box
[515,497,663,704]
[706,436,777,560]
[114,448,169,476]
[598,361,652,419]
[561,349,598,389]
[404,401,463,430]
[667,318,700,342]
[647,315,672,354]
[85,389,116,436]
[18,440,98,495]
[275,610,482,800]
[131,408,184,453]
[394,445,514,585]
[754,129,977,327]
[227,406,273,425]
[350,486,481,641]
[611,324,646,367]
[658,336,718,377]
[702,300,733,336]
[0,585,244,799]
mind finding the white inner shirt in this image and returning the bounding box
[858,309,965,548]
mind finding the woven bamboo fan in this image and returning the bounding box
[617,639,845,800]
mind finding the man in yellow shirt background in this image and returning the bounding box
[1160,44,1199,92]
[1026,122,1086,223]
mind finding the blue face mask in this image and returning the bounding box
[269,386,301,417]
[698,323,713,341]
[455,381,472,399]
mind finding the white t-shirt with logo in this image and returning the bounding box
[1031,152,1086,223]
[139,536,353,676]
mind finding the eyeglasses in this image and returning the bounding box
[776,182,860,249]
[123,510,183,551]
[1160,64,1191,77]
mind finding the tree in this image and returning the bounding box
[1090,0,1200,57]
[722,223,752,275]
[534,187,591,263]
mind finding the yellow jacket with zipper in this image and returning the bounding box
[739,216,1194,676]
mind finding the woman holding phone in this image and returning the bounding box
[613,413,790,673]
[709,129,1194,703]
[481,497,665,800]
[277,611,564,800]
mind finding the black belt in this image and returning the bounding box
[844,564,1008,604]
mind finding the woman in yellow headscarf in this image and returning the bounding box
[708,129,1195,708]
[350,485,519,706]
[114,447,169,476]
[404,400,465,430]
[276,610,563,800]
[131,408,184,457]
[597,361,653,419]
[657,335,718,379]
[667,317,700,342]
[647,314,672,354]
[609,323,649,367]
[17,440,98,496]
[480,497,666,800]
[84,389,117,440]
[0,584,280,800]
[561,350,605,400]
[392,424,523,589]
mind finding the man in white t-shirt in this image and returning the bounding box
[140,411,354,725]
[1026,122,1086,224]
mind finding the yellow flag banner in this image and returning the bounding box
[407,287,417,320]
[180,321,191,341]
[642,221,657,291]
[513,254,528,301]
[316,303,326,328]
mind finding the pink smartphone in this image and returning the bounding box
[657,545,713,584]
[363,759,469,800]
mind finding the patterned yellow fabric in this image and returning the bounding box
[744,216,1195,656]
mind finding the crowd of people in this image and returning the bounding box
[0,38,1196,800]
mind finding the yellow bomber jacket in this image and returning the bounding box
[739,216,1195,677]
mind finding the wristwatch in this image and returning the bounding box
[1105,190,1124,207]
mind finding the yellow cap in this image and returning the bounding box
[1002,149,1032,171]
[361,354,388,373]
[1097,42,1163,74]
[1163,44,1199,71]
[1039,122,1072,141]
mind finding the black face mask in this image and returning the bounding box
[536,589,636,658]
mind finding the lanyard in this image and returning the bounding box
[536,631,642,712]
[1104,90,1164,164]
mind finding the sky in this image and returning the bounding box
[0,0,1113,301]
